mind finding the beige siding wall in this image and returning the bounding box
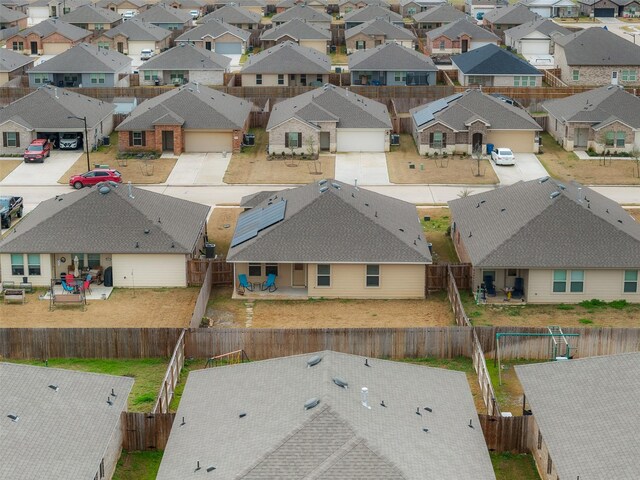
[0,253,52,286]
[307,263,426,299]
[529,415,560,480]
[102,414,125,480]
[0,120,34,155]
[241,73,284,86]
[235,262,294,287]
[111,254,187,287]
[268,117,321,154]
[0,72,9,85]
[527,268,640,303]
[492,75,542,87]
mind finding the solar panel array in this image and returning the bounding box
[411,93,463,127]
[231,199,287,247]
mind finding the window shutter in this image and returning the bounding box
[285,133,289,147]
[2,132,6,148]
[442,133,447,147]
[429,132,434,144]
[129,131,133,146]
[297,132,302,147]
[141,131,146,146]
[15,134,19,148]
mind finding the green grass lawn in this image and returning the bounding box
[491,452,541,480]
[8,358,169,412]
[113,450,163,480]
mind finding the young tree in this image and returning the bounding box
[306,135,317,158]
[472,144,484,177]
[631,147,640,178]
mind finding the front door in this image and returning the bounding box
[162,130,174,151]
[205,41,212,50]
[117,42,124,53]
[320,131,330,151]
[30,41,38,55]
[574,128,588,148]
[461,39,469,53]
[611,70,618,85]
[472,132,483,152]
[292,263,306,287]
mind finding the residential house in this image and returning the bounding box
[27,43,131,87]
[276,0,327,14]
[266,85,392,154]
[157,351,496,479]
[27,0,91,26]
[210,0,266,16]
[0,184,211,287]
[0,363,133,480]
[166,0,206,18]
[401,0,447,17]
[199,4,261,30]
[452,43,543,86]
[116,82,251,154]
[240,41,331,86]
[412,4,469,30]
[272,4,333,28]
[553,27,640,85]
[349,42,437,85]
[517,354,640,480]
[94,18,172,56]
[95,0,147,16]
[228,181,431,297]
[0,48,33,85]
[411,89,541,155]
[138,43,230,85]
[542,85,640,152]
[576,0,634,17]
[466,0,506,20]
[260,18,331,53]
[504,17,571,56]
[517,0,576,18]
[6,19,91,55]
[58,4,122,31]
[483,4,539,38]
[0,3,27,30]
[448,178,640,303]
[425,17,499,57]
[0,86,114,155]
[176,18,250,54]
[339,0,390,16]
[345,18,416,53]
[137,3,193,31]
[1,0,31,15]
[344,5,403,28]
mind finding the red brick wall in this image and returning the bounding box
[118,130,158,153]
[154,125,183,155]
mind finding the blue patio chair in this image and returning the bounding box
[261,273,277,293]
[238,274,253,294]
[61,280,74,293]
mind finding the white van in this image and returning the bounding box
[140,49,154,60]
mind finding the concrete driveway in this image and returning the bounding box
[334,152,390,185]
[490,153,548,185]
[165,152,232,185]
[1,150,83,186]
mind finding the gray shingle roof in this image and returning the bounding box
[96,0,146,8]
[138,4,193,24]
[0,363,133,480]
[0,48,33,73]
[228,179,428,263]
[343,4,402,22]
[340,0,390,7]
[542,85,640,128]
[11,18,91,42]
[0,85,114,130]
[0,3,26,22]
[272,4,333,23]
[503,17,571,41]
[482,4,538,23]
[116,82,251,131]
[260,18,331,41]
[59,4,122,24]
[28,43,131,73]
[452,43,541,75]
[412,4,468,23]
[241,40,330,74]
[516,353,640,480]
[427,17,499,41]
[0,184,210,254]
[277,0,327,7]
[104,18,173,41]
[345,17,416,40]
[215,0,266,6]
[175,18,251,42]
[200,5,262,25]
[139,43,230,70]
[554,27,640,66]
[447,178,640,268]
[349,42,436,72]
[156,351,494,480]
[411,89,541,132]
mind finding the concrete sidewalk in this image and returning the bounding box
[334,152,390,185]
[164,152,231,185]
[574,151,637,161]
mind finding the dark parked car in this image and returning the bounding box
[69,168,122,189]
[0,196,23,228]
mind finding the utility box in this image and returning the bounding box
[390,134,400,146]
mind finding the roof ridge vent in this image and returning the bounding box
[307,355,322,367]
[550,191,561,199]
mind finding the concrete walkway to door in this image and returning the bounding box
[164,152,231,185]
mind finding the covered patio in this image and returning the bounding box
[232,285,308,300]
[42,284,114,301]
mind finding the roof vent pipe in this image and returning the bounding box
[361,387,371,409]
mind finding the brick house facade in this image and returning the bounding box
[425,33,471,55]
[6,31,91,56]
[412,119,490,155]
[546,114,638,152]
[268,117,336,154]
[345,32,413,53]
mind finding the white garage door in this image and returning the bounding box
[336,129,385,152]
[471,41,494,50]
[184,131,233,152]
[128,41,155,56]
[521,39,549,56]
[486,131,536,153]
[530,7,550,17]
[43,43,70,55]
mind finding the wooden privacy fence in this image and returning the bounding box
[185,327,474,360]
[479,414,532,453]
[446,265,472,327]
[121,412,175,451]
[472,329,500,416]
[152,329,186,414]
[187,258,233,286]
[0,328,182,359]
[426,263,472,293]
[189,262,214,329]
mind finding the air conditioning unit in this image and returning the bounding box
[390,134,400,146]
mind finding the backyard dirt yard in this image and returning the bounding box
[0,159,21,181]
[417,207,459,263]
[223,129,335,184]
[538,133,640,185]
[207,207,242,255]
[0,288,199,327]
[629,208,640,221]
[387,134,499,184]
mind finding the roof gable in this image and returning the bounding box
[176,18,251,42]
[348,41,436,72]
[272,4,332,22]
[554,27,640,66]
[483,4,538,23]
[260,18,331,41]
[104,18,172,41]
[27,43,131,73]
[59,4,121,24]
[452,43,542,75]
[241,40,331,74]
[139,43,230,70]
[201,4,262,24]
[427,18,500,41]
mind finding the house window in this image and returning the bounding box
[286,132,301,148]
[467,75,484,84]
[547,454,553,475]
[317,264,331,287]
[131,131,145,146]
[170,71,184,83]
[94,23,104,30]
[537,431,542,450]
[248,263,262,276]
[97,42,110,50]
[90,73,106,84]
[144,70,160,81]
[439,40,445,50]
[572,69,579,81]
[570,270,584,292]
[407,7,416,15]
[256,74,262,85]
[616,131,625,147]
[552,270,566,292]
[429,131,446,148]
[12,41,23,51]
[28,254,41,276]
[621,69,637,82]
[33,73,49,84]
[88,254,101,269]
[316,74,323,83]
[300,74,306,85]
[605,131,615,146]
[356,40,366,50]
[514,76,536,87]
[265,264,278,276]
[624,270,638,293]
[11,254,24,276]
[394,71,406,82]
[366,264,380,287]
[3,132,19,148]
[277,74,284,85]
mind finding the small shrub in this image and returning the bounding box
[609,299,628,310]
[506,308,521,317]
[469,310,482,318]
[133,392,156,405]
[578,318,593,325]
[579,299,607,309]
[556,304,575,311]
